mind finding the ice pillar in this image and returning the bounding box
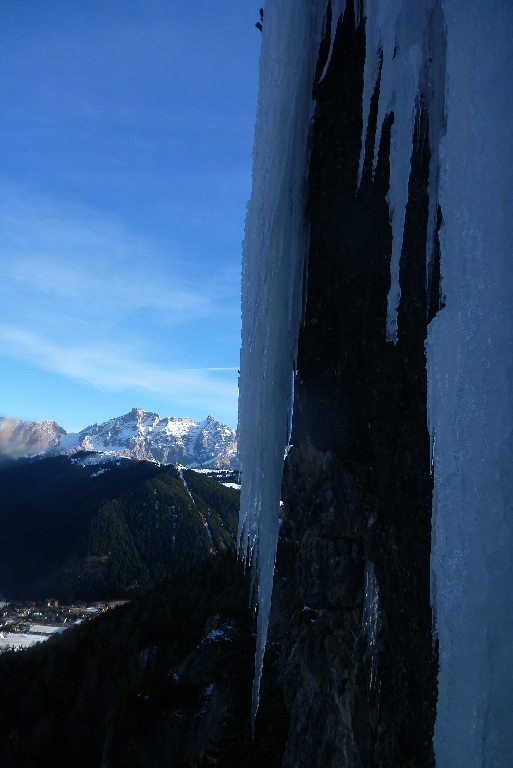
[238,0,327,725]
[428,1,513,764]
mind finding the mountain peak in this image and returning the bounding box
[0,417,67,459]
[0,411,238,469]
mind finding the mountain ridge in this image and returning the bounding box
[0,407,238,469]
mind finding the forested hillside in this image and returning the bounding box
[0,553,288,768]
[0,454,239,601]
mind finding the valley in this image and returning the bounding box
[0,553,288,768]
[0,597,127,653]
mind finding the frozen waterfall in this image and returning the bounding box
[238,0,513,759]
[238,0,327,727]
[427,1,513,764]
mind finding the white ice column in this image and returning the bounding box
[427,1,513,765]
[238,0,327,726]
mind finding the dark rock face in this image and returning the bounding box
[283,442,364,613]
[106,615,250,767]
[269,4,440,767]
[106,612,289,768]
[271,441,369,768]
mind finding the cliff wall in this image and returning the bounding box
[269,6,439,766]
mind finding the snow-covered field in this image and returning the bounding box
[0,630,61,652]
[28,624,66,635]
[0,624,68,652]
[0,632,44,651]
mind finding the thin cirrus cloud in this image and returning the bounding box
[0,322,238,418]
[0,190,240,415]
[0,190,235,326]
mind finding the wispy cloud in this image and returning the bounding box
[0,189,237,327]
[0,189,241,420]
[0,322,238,417]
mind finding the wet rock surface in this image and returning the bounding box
[270,442,370,768]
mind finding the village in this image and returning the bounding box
[0,597,129,653]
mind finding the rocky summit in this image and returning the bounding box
[0,407,238,469]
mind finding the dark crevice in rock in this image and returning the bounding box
[427,204,445,323]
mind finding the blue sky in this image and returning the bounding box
[0,0,261,431]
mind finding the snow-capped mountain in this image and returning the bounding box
[0,408,238,469]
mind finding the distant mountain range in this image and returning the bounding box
[0,407,238,469]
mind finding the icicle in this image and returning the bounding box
[240,0,513,759]
[353,0,362,28]
[362,561,380,690]
[428,1,513,764]
[318,0,347,83]
[423,0,446,306]
[318,0,364,85]
[238,0,328,730]
[359,0,443,341]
